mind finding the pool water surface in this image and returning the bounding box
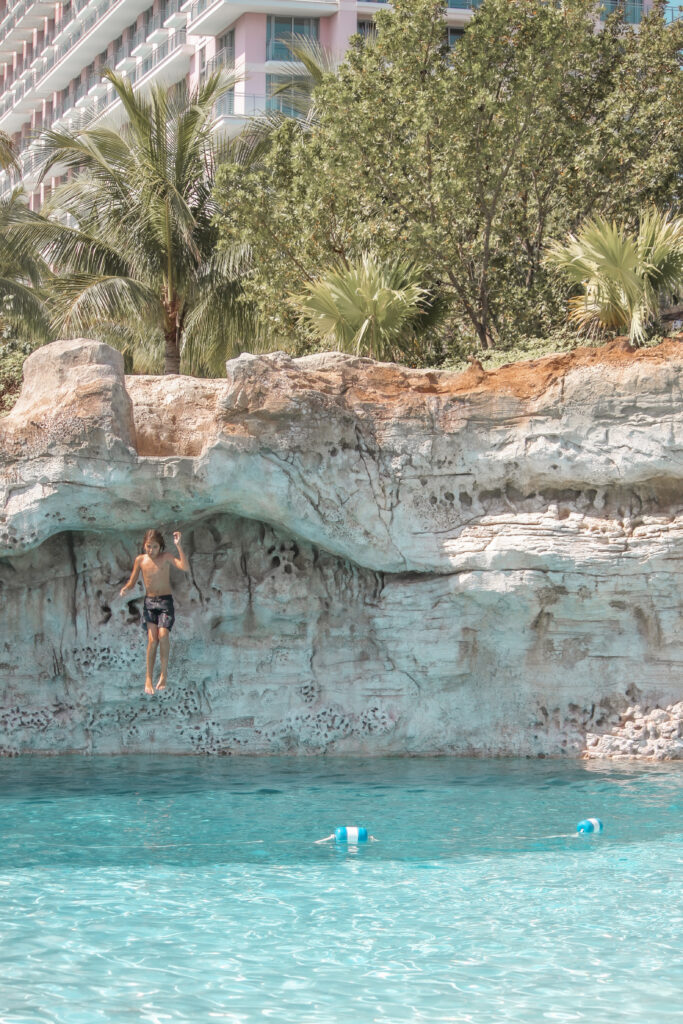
[0,756,681,1023]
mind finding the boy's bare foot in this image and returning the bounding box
[144,678,155,695]
[155,675,167,691]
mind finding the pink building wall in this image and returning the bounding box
[320,1,357,56]
[234,11,266,107]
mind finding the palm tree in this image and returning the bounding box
[545,209,683,345]
[15,70,258,374]
[291,253,435,361]
[235,37,339,165]
[0,131,18,175]
[0,189,51,342]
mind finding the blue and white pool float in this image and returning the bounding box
[576,818,603,834]
[315,826,375,844]
[334,826,369,843]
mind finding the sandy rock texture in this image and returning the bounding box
[0,337,681,756]
[584,701,683,760]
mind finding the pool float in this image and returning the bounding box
[576,818,603,834]
[315,826,375,844]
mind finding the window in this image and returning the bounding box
[357,20,376,38]
[447,26,465,47]
[266,73,300,117]
[266,17,319,61]
[217,29,234,54]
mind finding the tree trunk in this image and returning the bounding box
[474,320,494,350]
[164,330,181,374]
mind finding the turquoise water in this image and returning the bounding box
[0,757,681,1024]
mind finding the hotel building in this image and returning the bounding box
[0,0,657,205]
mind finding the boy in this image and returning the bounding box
[120,529,190,694]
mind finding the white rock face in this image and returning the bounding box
[0,338,681,756]
[584,702,683,761]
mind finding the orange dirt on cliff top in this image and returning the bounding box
[343,337,682,405]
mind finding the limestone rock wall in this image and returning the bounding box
[0,338,681,756]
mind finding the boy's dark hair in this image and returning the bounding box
[142,528,165,552]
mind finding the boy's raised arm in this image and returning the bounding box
[171,531,190,573]
[120,555,142,596]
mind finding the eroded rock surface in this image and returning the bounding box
[0,338,681,756]
[584,701,683,761]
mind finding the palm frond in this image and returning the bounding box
[544,210,683,344]
[291,253,433,361]
[0,130,19,174]
[0,276,51,342]
[50,274,161,336]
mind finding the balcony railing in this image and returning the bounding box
[0,72,33,116]
[212,92,303,118]
[162,0,186,24]
[187,0,214,26]
[138,28,187,78]
[146,12,170,39]
[203,45,234,77]
[213,90,233,116]
[28,0,119,85]
[114,39,136,65]
[266,35,318,61]
[0,0,39,47]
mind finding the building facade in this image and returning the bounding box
[0,0,658,205]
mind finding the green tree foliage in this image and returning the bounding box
[15,71,259,375]
[291,253,433,359]
[0,190,51,343]
[214,0,683,356]
[0,131,18,174]
[545,209,683,344]
[0,190,52,414]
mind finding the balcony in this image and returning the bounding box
[211,90,298,135]
[137,28,193,84]
[0,0,55,59]
[0,71,39,128]
[74,80,91,107]
[163,0,187,29]
[33,0,151,95]
[203,44,234,77]
[146,13,170,43]
[51,0,98,48]
[87,70,109,96]
[114,41,137,70]
[185,0,336,38]
[266,38,305,61]
[131,27,154,56]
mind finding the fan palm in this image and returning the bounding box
[291,253,434,361]
[12,69,257,374]
[0,189,51,342]
[545,210,683,345]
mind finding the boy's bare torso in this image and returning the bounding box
[140,553,174,596]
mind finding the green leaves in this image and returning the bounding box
[24,69,249,374]
[291,254,433,361]
[0,190,52,344]
[214,0,683,356]
[545,209,683,344]
[0,131,19,175]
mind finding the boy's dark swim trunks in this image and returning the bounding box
[142,595,175,632]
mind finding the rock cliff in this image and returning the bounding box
[0,338,681,757]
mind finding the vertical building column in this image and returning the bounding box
[320,0,357,57]
[234,12,266,116]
